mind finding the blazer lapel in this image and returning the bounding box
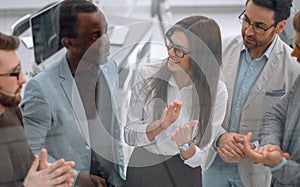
[223,39,242,126]
[244,41,281,109]
[59,57,90,144]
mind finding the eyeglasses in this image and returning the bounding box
[238,10,277,35]
[0,65,21,80]
[165,36,190,58]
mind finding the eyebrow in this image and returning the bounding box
[244,14,268,27]
[8,62,21,72]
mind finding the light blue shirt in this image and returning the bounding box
[229,36,278,133]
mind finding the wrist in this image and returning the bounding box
[178,141,193,151]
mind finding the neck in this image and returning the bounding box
[67,53,81,74]
[0,103,5,115]
[174,70,191,90]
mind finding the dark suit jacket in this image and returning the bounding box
[260,75,300,186]
[0,107,34,187]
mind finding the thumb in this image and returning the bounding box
[246,132,252,142]
[282,152,290,159]
[160,107,167,124]
[28,155,39,173]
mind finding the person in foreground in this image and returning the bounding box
[240,11,300,186]
[0,32,76,186]
[21,0,124,186]
[203,0,300,186]
[124,15,228,187]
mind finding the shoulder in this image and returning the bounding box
[222,35,242,51]
[135,61,163,81]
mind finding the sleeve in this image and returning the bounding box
[260,76,300,185]
[124,67,153,147]
[272,159,300,185]
[183,81,228,169]
[21,79,81,178]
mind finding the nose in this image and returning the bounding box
[102,34,110,46]
[244,25,255,35]
[167,46,175,57]
[18,71,27,85]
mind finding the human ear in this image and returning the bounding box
[61,37,72,48]
[275,20,287,34]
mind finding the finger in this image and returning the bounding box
[51,172,71,185]
[225,143,244,158]
[186,120,198,128]
[64,161,75,167]
[174,102,182,113]
[46,159,65,174]
[170,132,176,141]
[217,148,234,162]
[28,155,39,173]
[226,141,244,157]
[267,145,281,152]
[39,148,48,170]
[51,165,73,179]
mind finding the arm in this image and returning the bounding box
[21,79,56,163]
[124,65,181,147]
[171,81,228,169]
[21,79,81,184]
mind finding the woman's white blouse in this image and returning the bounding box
[124,63,228,169]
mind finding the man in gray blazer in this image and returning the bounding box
[203,0,300,187]
[241,10,300,186]
[21,1,124,187]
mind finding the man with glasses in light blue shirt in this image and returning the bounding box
[203,0,300,186]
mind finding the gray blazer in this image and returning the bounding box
[260,75,300,186]
[21,55,124,186]
[221,35,300,187]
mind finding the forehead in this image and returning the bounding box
[245,0,275,24]
[170,30,189,49]
[75,11,107,32]
[0,50,19,71]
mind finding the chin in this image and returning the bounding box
[167,61,179,72]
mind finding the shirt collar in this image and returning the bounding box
[241,35,278,62]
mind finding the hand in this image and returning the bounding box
[217,132,245,163]
[170,120,198,146]
[241,132,290,167]
[159,101,182,130]
[76,172,107,187]
[39,148,75,171]
[23,155,76,187]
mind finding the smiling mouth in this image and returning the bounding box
[169,57,179,64]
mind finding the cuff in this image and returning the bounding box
[270,157,287,173]
[213,130,227,150]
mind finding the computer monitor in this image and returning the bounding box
[30,1,62,64]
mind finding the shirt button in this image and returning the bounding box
[85,145,90,150]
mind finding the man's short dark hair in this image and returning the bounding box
[0,32,20,50]
[246,0,293,23]
[53,0,98,40]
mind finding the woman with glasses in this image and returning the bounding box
[124,15,228,187]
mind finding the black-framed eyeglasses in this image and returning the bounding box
[165,36,190,58]
[238,10,277,35]
[0,65,21,80]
